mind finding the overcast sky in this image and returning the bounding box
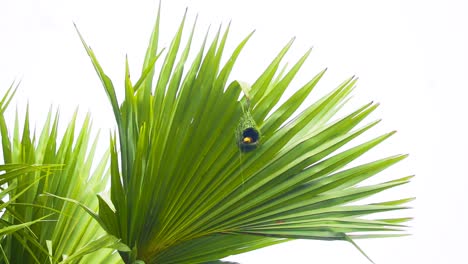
[1,0,467,263]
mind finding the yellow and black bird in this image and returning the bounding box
[237,113,260,152]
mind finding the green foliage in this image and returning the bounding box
[0,5,413,264]
[0,164,56,255]
[0,84,122,263]
[75,7,413,264]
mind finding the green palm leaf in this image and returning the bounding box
[77,8,413,264]
[0,84,122,263]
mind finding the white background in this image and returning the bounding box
[1,0,467,263]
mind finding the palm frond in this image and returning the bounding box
[77,8,413,264]
[0,164,58,263]
[0,85,122,263]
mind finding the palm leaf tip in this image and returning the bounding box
[74,7,413,264]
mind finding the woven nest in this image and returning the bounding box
[237,111,260,152]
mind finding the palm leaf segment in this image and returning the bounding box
[79,9,413,264]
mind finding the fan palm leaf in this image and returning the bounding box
[74,8,412,264]
[0,84,123,263]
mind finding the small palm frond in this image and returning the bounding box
[0,164,56,255]
[78,8,413,264]
[0,85,122,263]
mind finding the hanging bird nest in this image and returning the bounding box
[237,110,260,152]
